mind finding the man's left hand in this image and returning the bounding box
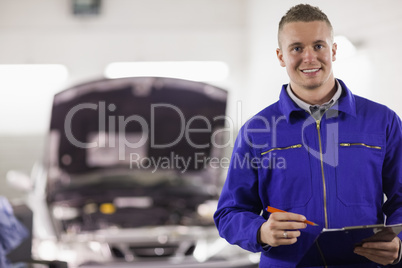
[354,237,400,265]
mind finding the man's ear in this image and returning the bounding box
[332,42,337,62]
[276,48,286,67]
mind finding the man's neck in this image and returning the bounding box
[290,80,337,105]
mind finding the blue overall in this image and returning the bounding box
[0,197,28,268]
[214,80,402,267]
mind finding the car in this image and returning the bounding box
[8,77,260,267]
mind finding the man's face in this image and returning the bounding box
[276,21,337,92]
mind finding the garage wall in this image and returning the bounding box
[0,0,248,199]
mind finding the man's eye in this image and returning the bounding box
[293,47,301,52]
[315,45,323,50]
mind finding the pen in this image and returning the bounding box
[267,206,319,226]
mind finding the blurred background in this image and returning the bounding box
[1,0,401,200]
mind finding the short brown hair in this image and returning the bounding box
[278,4,333,46]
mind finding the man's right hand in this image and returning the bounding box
[259,212,307,247]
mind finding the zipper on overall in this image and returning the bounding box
[340,143,381,150]
[316,119,329,229]
[316,119,329,268]
[260,144,302,156]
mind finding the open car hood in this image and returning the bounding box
[46,77,227,189]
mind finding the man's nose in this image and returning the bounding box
[302,48,317,62]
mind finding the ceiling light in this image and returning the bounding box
[104,61,230,82]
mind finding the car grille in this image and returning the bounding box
[130,245,178,258]
[111,243,196,260]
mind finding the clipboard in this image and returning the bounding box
[297,223,402,267]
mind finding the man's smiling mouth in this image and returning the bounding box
[301,68,320,73]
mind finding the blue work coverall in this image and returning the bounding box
[0,197,28,268]
[214,79,402,267]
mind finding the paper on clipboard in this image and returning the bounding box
[297,223,402,267]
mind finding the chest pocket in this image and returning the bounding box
[335,134,385,206]
[259,143,312,209]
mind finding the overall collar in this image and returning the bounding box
[279,78,357,122]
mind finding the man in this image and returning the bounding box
[214,4,402,267]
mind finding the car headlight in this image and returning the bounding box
[193,236,260,264]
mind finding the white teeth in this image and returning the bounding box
[302,68,319,73]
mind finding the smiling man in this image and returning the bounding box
[214,4,402,267]
[277,20,337,104]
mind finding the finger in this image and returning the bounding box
[363,236,400,248]
[270,212,307,222]
[362,240,399,251]
[269,220,307,231]
[277,237,298,246]
[358,239,400,258]
[354,247,398,265]
[267,237,298,247]
[280,221,307,230]
[268,213,308,230]
[268,239,298,247]
[355,247,395,258]
[274,230,301,240]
